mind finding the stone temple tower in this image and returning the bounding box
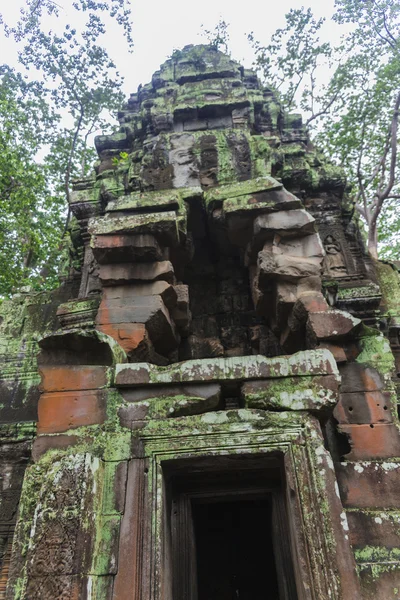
[1,44,400,599]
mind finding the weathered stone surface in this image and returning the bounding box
[307,309,361,342]
[119,383,221,422]
[318,341,348,363]
[253,209,316,242]
[39,366,112,392]
[99,260,175,286]
[97,294,179,355]
[339,363,385,393]
[56,297,100,329]
[88,211,180,247]
[242,374,339,411]
[204,176,283,208]
[106,188,185,213]
[339,423,400,460]
[171,284,191,335]
[102,281,177,310]
[347,509,400,549]
[37,390,107,433]
[32,434,80,461]
[115,349,338,387]
[38,329,127,366]
[257,251,322,285]
[336,462,400,509]
[246,232,324,265]
[92,233,164,264]
[334,391,393,424]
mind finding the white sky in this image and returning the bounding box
[1,0,338,97]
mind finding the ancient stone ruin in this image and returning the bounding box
[1,44,400,599]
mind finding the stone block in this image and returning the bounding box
[32,434,80,461]
[99,261,175,286]
[92,233,164,264]
[339,423,400,460]
[257,251,321,286]
[91,515,121,575]
[318,342,347,363]
[106,189,183,213]
[339,363,385,393]
[102,281,177,310]
[253,209,316,246]
[334,391,393,424]
[306,309,361,342]
[39,366,112,392]
[88,210,180,247]
[96,295,178,355]
[247,232,324,265]
[56,297,100,329]
[102,461,128,516]
[336,462,400,509]
[97,322,148,355]
[37,390,107,433]
[223,188,302,218]
[287,292,329,333]
[115,348,338,387]
[297,275,322,294]
[359,565,400,600]
[347,509,400,549]
[119,383,221,423]
[204,176,283,210]
[171,284,191,335]
[241,374,339,412]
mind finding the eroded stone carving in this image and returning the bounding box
[323,235,347,277]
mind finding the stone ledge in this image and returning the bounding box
[115,349,338,387]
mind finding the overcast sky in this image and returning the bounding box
[2,0,338,96]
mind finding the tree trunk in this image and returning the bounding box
[367,224,378,259]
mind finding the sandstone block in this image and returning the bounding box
[99,261,175,286]
[334,390,393,424]
[171,284,191,335]
[115,348,338,387]
[88,210,180,247]
[339,423,400,460]
[38,390,107,433]
[242,374,339,412]
[247,232,324,264]
[39,365,112,392]
[92,233,164,264]
[106,189,183,213]
[96,295,179,355]
[97,322,147,355]
[257,251,321,287]
[253,209,316,246]
[339,363,385,393]
[102,281,177,310]
[307,309,361,342]
[336,462,400,509]
[119,383,221,423]
[204,176,283,210]
[288,292,329,332]
[32,434,79,461]
[97,323,169,365]
[318,342,347,363]
[347,509,400,549]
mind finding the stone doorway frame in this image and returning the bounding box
[113,412,360,600]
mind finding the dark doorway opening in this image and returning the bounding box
[165,454,298,600]
[193,496,279,600]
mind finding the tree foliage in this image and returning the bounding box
[250,0,400,260]
[0,0,132,296]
